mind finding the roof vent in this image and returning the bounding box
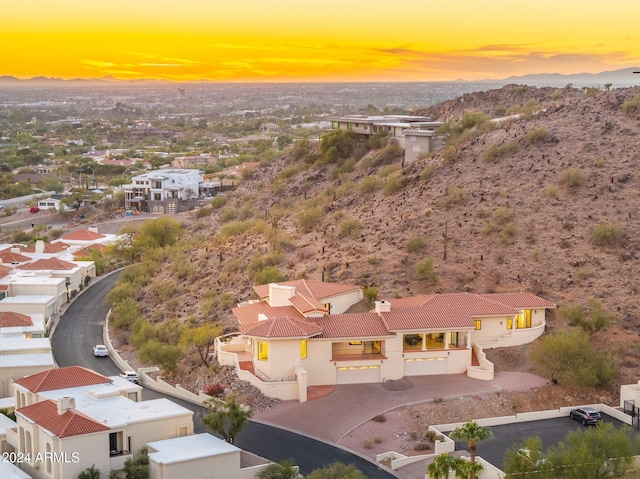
[57,396,76,415]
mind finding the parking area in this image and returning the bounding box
[443,413,638,470]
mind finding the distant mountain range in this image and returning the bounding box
[1,67,639,88]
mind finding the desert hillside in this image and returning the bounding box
[129,84,640,396]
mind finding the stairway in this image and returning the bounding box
[239,360,255,375]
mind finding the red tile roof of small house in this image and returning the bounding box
[73,243,107,259]
[18,258,77,271]
[232,302,304,326]
[253,279,361,301]
[17,400,110,438]
[0,264,11,278]
[14,366,111,393]
[0,250,31,264]
[0,311,33,328]
[61,230,106,241]
[21,242,70,253]
[479,293,556,309]
[312,313,394,339]
[240,317,323,339]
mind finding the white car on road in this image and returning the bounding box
[93,345,109,357]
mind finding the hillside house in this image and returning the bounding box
[8,366,193,479]
[123,169,202,214]
[217,280,555,402]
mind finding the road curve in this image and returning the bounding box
[51,269,398,478]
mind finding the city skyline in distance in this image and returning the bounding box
[3,0,640,83]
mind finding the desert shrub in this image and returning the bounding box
[373,141,403,166]
[279,164,301,180]
[405,236,427,253]
[500,223,518,244]
[220,208,239,223]
[556,303,584,326]
[364,130,392,149]
[420,164,436,180]
[440,145,461,165]
[622,94,640,117]
[210,196,226,208]
[377,163,401,178]
[413,442,431,451]
[520,99,542,118]
[358,176,382,195]
[318,129,358,165]
[416,258,437,284]
[530,331,616,389]
[561,299,614,335]
[492,206,513,224]
[110,297,142,330]
[482,140,518,163]
[383,174,407,195]
[138,341,182,373]
[248,251,283,272]
[442,185,466,207]
[297,206,324,233]
[362,438,375,449]
[372,414,387,423]
[329,158,357,179]
[217,220,253,243]
[523,127,548,144]
[195,206,213,218]
[363,286,378,305]
[558,167,586,188]
[591,222,624,247]
[254,266,286,285]
[339,218,361,237]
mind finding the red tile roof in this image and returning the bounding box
[253,279,360,301]
[17,400,110,438]
[0,264,11,278]
[289,293,328,314]
[480,293,556,309]
[0,311,33,328]
[61,230,106,241]
[241,317,323,339]
[14,366,111,393]
[313,313,393,339]
[0,250,31,263]
[381,294,518,331]
[73,244,107,259]
[383,295,435,308]
[232,302,304,326]
[21,242,70,253]
[18,257,77,271]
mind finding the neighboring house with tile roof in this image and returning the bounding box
[0,295,59,322]
[0,249,32,268]
[0,312,53,398]
[218,281,555,402]
[8,366,194,479]
[17,257,84,292]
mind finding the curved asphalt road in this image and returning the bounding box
[51,270,396,478]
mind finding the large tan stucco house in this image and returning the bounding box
[217,280,555,402]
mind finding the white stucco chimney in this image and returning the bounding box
[88,226,99,233]
[35,240,45,254]
[268,283,296,307]
[57,396,76,415]
[375,300,391,314]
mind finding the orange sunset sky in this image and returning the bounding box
[3,0,639,82]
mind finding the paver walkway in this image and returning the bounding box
[254,373,550,443]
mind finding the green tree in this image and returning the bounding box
[547,422,639,479]
[61,187,100,210]
[138,340,182,374]
[318,129,358,164]
[78,465,102,479]
[122,447,149,479]
[530,331,615,389]
[0,407,16,421]
[203,395,252,444]
[306,461,366,479]
[503,436,550,477]
[179,323,223,366]
[136,217,183,249]
[449,421,493,464]
[256,459,299,479]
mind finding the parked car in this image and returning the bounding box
[569,407,601,425]
[93,344,109,357]
[29,206,40,213]
[119,371,139,384]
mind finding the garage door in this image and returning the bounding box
[336,365,380,384]
[404,357,447,376]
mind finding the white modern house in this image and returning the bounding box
[123,168,202,214]
[217,280,555,402]
[8,366,194,479]
[147,433,275,479]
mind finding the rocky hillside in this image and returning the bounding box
[137,84,640,394]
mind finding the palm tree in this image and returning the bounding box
[427,453,464,478]
[449,421,493,463]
